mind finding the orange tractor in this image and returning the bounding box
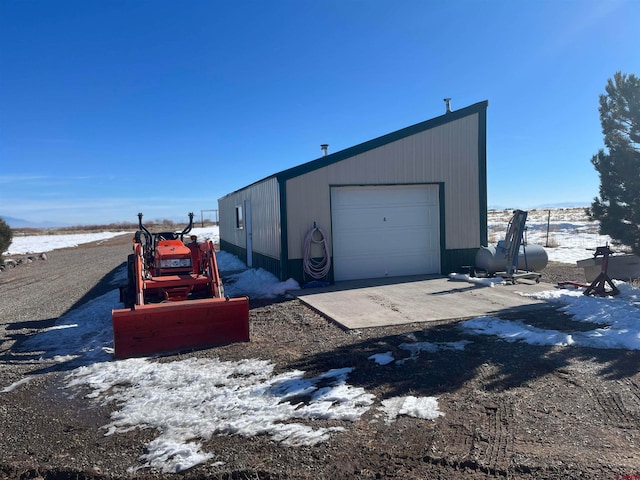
[112,213,249,358]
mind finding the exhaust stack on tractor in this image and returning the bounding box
[111,212,249,358]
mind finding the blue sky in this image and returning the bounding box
[1,0,638,226]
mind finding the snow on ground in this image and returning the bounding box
[8,271,445,473]
[380,396,444,424]
[463,281,640,350]
[68,359,375,472]
[4,226,221,256]
[488,207,618,264]
[186,226,220,245]
[2,225,445,472]
[462,280,640,351]
[4,209,640,473]
[4,210,618,264]
[4,231,130,255]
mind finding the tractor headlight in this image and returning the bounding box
[160,258,192,268]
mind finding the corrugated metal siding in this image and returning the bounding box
[286,114,480,258]
[218,177,281,259]
[218,193,245,249]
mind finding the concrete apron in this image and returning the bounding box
[292,275,557,329]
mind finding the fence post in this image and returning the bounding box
[545,210,551,247]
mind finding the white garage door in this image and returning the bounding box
[331,185,440,281]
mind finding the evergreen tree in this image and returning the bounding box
[0,218,12,261]
[589,72,640,254]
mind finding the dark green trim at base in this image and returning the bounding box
[441,248,480,275]
[287,258,334,286]
[220,241,282,278]
[253,252,281,279]
[287,248,477,284]
[219,240,246,269]
[221,240,478,283]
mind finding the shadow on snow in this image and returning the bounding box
[286,302,640,400]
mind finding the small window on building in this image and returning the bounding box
[235,205,244,229]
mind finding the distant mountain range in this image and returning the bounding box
[0,215,65,229]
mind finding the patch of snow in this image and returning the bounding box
[5,231,129,255]
[1,377,34,393]
[188,226,219,244]
[224,268,300,299]
[215,250,248,272]
[68,358,374,473]
[448,273,506,287]
[463,281,640,350]
[380,396,444,424]
[368,352,395,365]
[397,340,470,364]
[463,316,576,346]
[17,290,117,366]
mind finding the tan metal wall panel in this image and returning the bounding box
[253,178,282,258]
[218,177,281,259]
[286,114,480,258]
[286,170,332,259]
[218,193,244,248]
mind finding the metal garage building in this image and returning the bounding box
[218,100,488,284]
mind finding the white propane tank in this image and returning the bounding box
[475,241,548,275]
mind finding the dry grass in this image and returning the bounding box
[544,235,559,248]
[488,207,590,224]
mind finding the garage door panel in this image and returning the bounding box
[334,205,432,229]
[386,230,429,250]
[336,233,390,257]
[333,187,436,207]
[331,185,440,281]
[336,257,389,280]
[332,209,384,230]
[343,250,434,278]
[384,252,431,276]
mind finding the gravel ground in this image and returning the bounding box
[1,237,639,479]
[1,236,131,384]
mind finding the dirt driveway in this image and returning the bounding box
[0,237,639,479]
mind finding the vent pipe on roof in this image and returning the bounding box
[444,98,452,113]
[320,144,329,156]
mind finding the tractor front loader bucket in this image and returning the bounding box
[112,296,249,358]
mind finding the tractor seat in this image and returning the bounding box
[156,232,178,241]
